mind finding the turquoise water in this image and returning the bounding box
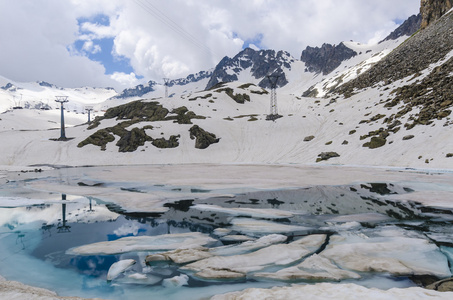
[1,174,452,299]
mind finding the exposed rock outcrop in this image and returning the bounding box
[205,48,292,90]
[189,125,220,149]
[381,14,422,42]
[421,0,453,29]
[300,43,357,75]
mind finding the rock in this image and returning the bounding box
[403,135,415,140]
[116,127,152,152]
[363,137,386,149]
[189,125,220,149]
[206,48,292,89]
[107,259,136,281]
[427,277,453,291]
[421,0,453,29]
[151,135,180,149]
[316,152,340,162]
[301,42,357,75]
[381,14,422,42]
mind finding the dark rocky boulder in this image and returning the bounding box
[77,129,115,151]
[300,42,357,75]
[116,127,152,152]
[152,135,180,149]
[316,152,340,162]
[189,125,220,149]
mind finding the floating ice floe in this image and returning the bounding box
[219,235,255,243]
[181,234,326,280]
[107,259,136,281]
[320,228,452,277]
[68,232,217,255]
[229,218,313,236]
[254,254,361,281]
[192,204,295,219]
[210,234,287,256]
[210,282,453,300]
[146,247,212,265]
[212,228,232,237]
[162,274,189,288]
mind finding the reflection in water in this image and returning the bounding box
[57,194,71,233]
[0,182,452,300]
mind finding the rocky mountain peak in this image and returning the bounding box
[420,0,452,29]
[205,48,293,90]
[300,42,357,75]
[381,13,422,42]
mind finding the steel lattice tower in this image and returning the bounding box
[163,78,170,98]
[85,106,94,123]
[55,96,69,139]
[266,75,282,121]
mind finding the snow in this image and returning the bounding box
[107,259,136,281]
[181,234,326,279]
[255,253,361,281]
[68,232,217,255]
[321,228,452,277]
[211,283,453,300]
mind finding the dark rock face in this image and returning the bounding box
[116,127,152,152]
[381,14,422,42]
[421,0,453,29]
[168,70,212,87]
[152,135,180,148]
[114,81,158,99]
[316,152,340,162]
[426,277,453,291]
[189,125,220,149]
[205,48,293,90]
[300,42,357,75]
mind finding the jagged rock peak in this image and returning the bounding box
[381,14,422,42]
[421,0,453,29]
[300,42,357,75]
[168,70,212,87]
[114,81,158,99]
[205,48,293,90]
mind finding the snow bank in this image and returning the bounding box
[210,282,453,300]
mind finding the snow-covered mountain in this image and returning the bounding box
[0,75,116,113]
[1,5,452,170]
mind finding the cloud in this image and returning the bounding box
[0,0,420,91]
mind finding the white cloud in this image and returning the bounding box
[110,72,140,87]
[0,0,420,91]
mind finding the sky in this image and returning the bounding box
[0,0,420,91]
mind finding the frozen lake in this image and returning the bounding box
[0,165,453,299]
